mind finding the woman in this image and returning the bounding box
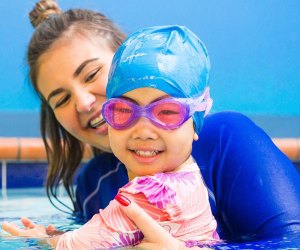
[17,0,300,245]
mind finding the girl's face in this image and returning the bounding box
[108,87,199,176]
[36,36,114,152]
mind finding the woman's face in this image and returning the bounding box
[36,36,114,152]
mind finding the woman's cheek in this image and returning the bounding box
[55,111,80,135]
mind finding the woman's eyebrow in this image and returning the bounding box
[47,88,65,103]
[73,58,99,77]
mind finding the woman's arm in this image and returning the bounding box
[193,111,300,240]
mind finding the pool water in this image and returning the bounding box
[214,233,300,249]
[0,188,77,250]
[1,188,300,249]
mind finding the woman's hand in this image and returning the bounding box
[115,194,210,250]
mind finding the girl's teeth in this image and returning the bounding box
[134,150,159,157]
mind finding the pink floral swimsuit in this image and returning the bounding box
[57,162,219,249]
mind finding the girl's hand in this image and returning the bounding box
[46,224,64,236]
[2,217,62,247]
[18,217,64,236]
[2,217,48,238]
[115,194,210,250]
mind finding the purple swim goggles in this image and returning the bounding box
[102,87,212,130]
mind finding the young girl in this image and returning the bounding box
[4,25,220,249]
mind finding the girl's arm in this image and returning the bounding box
[2,201,206,250]
[2,200,140,250]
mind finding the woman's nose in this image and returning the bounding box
[131,117,159,140]
[75,90,96,113]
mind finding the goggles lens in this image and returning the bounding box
[152,102,184,126]
[108,101,134,127]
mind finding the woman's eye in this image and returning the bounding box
[85,67,101,83]
[54,94,71,109]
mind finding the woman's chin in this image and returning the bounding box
[89,125,112,153]
[94,123,108,135]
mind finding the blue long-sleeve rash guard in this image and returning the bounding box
[75,111,300,241]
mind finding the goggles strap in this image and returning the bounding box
[188,87,213,117]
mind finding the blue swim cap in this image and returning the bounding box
[106,25,211,133]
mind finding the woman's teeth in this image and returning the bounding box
[134,150,159,157]
[90,115,106,128]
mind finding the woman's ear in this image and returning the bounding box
[193,132,199,141]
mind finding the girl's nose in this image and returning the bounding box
[131,117,159,140]
[75,90,96,113]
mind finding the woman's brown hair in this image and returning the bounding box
[28,0,126,213]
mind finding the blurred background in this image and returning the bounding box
[0,0,299,137]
